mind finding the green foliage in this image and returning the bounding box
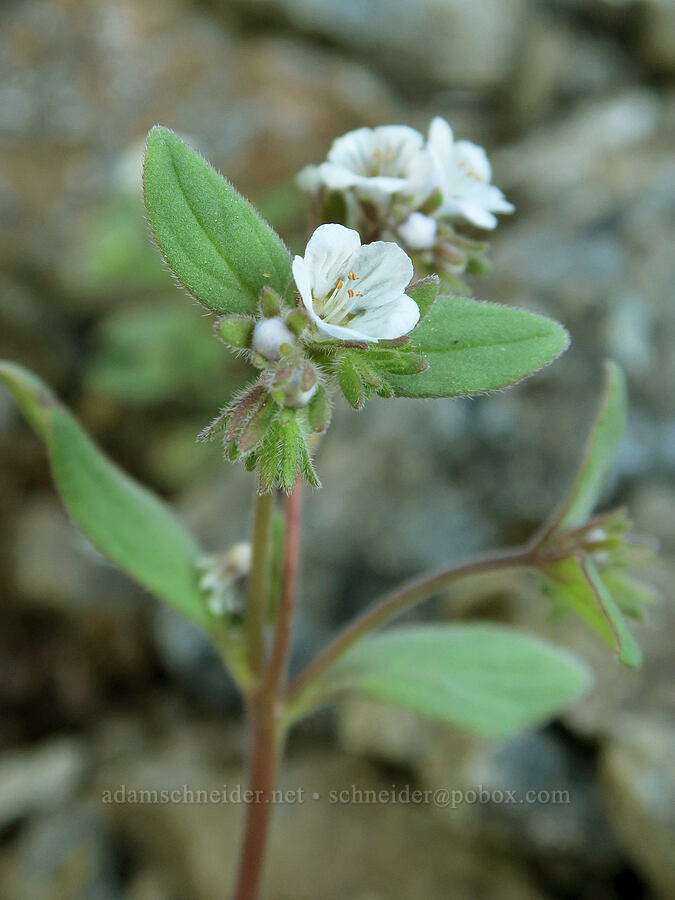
[143,126,291,316]
[216,315,255,350]
[406,276,439,321]
[551,361,627,533]
[72,196,169,294]
[337,355,365,410]
[307,387,331,433]
[0,363,214,632]
[310,625,592,737]
[543,556,642,667]
[87,299,230,406]
[388,296,569,398]
[536,362,654,666]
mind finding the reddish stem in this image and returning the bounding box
[286,545,538,707]
[233,481,303,900]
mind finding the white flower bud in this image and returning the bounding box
[223,541,252,579]
[397,212,438,250]
[282,369,318,409]
[252,317,296,361]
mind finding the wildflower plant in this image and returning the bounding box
[0,122,658,900]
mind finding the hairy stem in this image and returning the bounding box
[286,545,538,708]
[245,490,274,678]
[234,481,303,900]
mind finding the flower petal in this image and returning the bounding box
[440,198,498,229]
[455,140,492,183]
[291,255,314,314]
[293,252,375,341]
[347,240,414,309]
[398,212,437,250]
[304,223,361,299]
[428,117,455,160]
[350,293,420,340]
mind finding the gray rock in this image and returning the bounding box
[640,0,675,74]
[151,603,241,713]
[495,89,662,200]
[227,0,531,91]
[0,737,90,829]
[4,807,120,900]
[430,730,620,869]
[10,495,138,614]
[95,725,547,900]
[601,717,675,898]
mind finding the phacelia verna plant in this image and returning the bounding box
[1,121,658,900]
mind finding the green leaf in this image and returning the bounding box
[307,386,332,434]
[279,417,300,494]
[309,625,592,737]
[388,296,569,399]
[544,556,642,667]
[337,355,365,409]
[601,570,659,620]
[406,276,439,321]
[0,362,213,632]
[215,314,255,350]
[143,126,291,315]
[552,361,627,533]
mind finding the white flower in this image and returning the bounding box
[252,317,296,361]
[317,125,430,200]
[397,212,437,250]
[427,117,514,230]
[292,224,419,343]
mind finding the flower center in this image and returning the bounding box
[313,271,364,325]
[363,145,402,178]
[458,159,484,182]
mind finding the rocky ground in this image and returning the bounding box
[0,0,673,897]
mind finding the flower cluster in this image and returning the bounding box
[198,118,511,492]
[298,117,513,287]
[199,224,429,492]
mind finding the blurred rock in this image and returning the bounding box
[150,603,241,713]
[601,717,675,898]
[640,0,675,74]
[10,495,138,614]
[496,89,662,200]
[511,15,631,126]
[425,731,619,870]
[95,724,547,900]
[0,737,89,829]
[227,0,530,91]
[339,700,436,767]
[338,704,621,888]
[1,806,120,900]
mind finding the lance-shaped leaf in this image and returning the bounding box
[548,361,627,534]
[305,625,592,737]
[543,555,642,667]
[388,296,569,399]
[143,126,292,316]
[0,362,214,632]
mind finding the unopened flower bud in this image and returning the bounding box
[397,212,437,250]
[252,317,296,361]
[281,365,318,409]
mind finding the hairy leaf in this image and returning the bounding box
[388,297,569,399]
[143,126,291,315]
[0,362,213,632]
[309,624,592,736]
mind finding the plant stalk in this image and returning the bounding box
[233,481,303,900]
[245,490,274,678]
[286,544,538,708]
